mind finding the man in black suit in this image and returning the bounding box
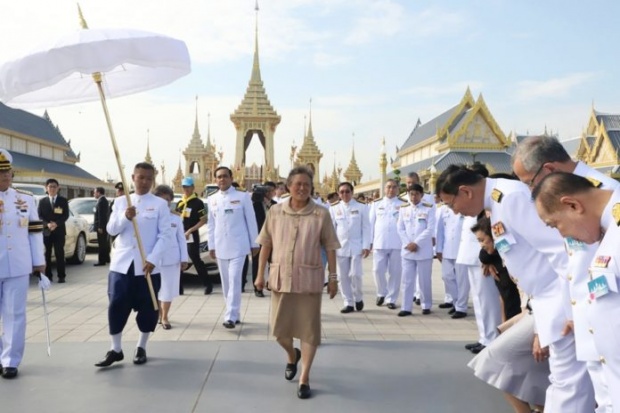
[38,178,70,283]
[93,186,110,266]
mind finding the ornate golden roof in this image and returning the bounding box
[296,109,323,161]
[344,144,363,184]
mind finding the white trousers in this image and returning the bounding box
[545,334,595,413]
[441,259,470,312]
[401,258,432,311]
[337,255,363,307]
[372,249,401,304]
[0,275,29,368]
[587,361,612,413]
[466,264,501,346]
[217,255,246,322]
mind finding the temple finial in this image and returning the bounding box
[77,3,89,29]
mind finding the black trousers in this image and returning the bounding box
[187,241,212,288]
[97,230,110,264]
[107,263,161,335]
[44,232,66,279]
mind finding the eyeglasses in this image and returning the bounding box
[444,190,460,210]
[338,190,351,194]
[527,163,546,188]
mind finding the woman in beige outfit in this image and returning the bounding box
[255,166,340,399]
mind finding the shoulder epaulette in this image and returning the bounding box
[171,211,182,216]
[613,203,620,226]
[28,220,44,233]
[14,188,34,196]
[586,177,603,188]
[235,187,246,192]
[401,202,410,207]
[207,190,218,197]
[281,193,291,199]
[422,202,432,208]
[373,198,381,202]
[330,200,341,206]
[491,189,503,203]
[356,199,367,204]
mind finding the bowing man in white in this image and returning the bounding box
[329,182,371,313]
[153,185,189,330]
[436,204,470,319]
[437,164,594,413]
[513,135,616,412]
[534,173,620,412]
[95,162,171,368]
[207,166,259,329]
[397,184,435,315]
[0,149,46,379]
[369,179,407,309]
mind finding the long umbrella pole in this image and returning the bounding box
[92,72,158,311]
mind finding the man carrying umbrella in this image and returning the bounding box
[95,162,171,367]
[0,148,47,379]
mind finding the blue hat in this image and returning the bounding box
[181,176,194,187]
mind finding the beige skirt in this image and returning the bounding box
[270,291,322,346]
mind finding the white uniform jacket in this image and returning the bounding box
[369,196,408,250]
[207,188,259,260]
[107,193,171,275]
[330,199,371,257]
[0,188,45,277]
[456,215,481,266]
[161,213,189,266]
[436,206,464,260]
[483,178,568,347]
[565,162,619,361]
[397,201,435,261]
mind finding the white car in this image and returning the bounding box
[68,197,101,249]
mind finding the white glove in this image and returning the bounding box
[38,274,51,291]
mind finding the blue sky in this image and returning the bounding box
[0,0,618,184]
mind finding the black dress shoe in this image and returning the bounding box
[451,311,467,319]
[471,344,486,354]
[235,320,240,325]
[414,298,421,306]
[448,308,456,315]
[340,306,354,314]
[255,290,265,297]
[422,309,431,315]
[355,300,364,311]
[297,383,311,399]
[465,342,481,350]
[93,262,106,267]
[94,350,124,367]
[376,296,385,306]
[1,367,18,379]
[204,285,213,295]
[133,347,147,365]
[57,278,66,284]
[438,302,454,309]
[397,310,412,317]
[285,348,301,381]
[386,303,397,310]
[223,320,235,329]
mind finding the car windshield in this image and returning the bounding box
[70,199,96,215]
[13,184,47,196]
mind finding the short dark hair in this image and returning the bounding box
[214,166,232,178]
[338,182,354,193]
[407,172,420,181]
[532,172,595,214]
[286,166,314,189]
[115,182,124,190]
[134,162,155,172]
[408,183,424,194]
[95,186,105,195]
[469,162,489,178]
[471,216,492,238]
[489,172,518,180]
[45,178,59,186]
[263,181,276,189]
[435,164,484,195]
[153,184,174,198]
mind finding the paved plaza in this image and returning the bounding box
[0,254,507,412]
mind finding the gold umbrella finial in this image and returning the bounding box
[77,3,89,29]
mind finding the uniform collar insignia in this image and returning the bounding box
[612,203,620,226]
[491,189,503,203]
[586,177,602,188]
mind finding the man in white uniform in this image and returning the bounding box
[208,166,259,328]
[514,135,614,411]
[437,164,595,413]
[330,182,371,313]
[0,149,46,379]
[95,162,171,368]
[397,184,435,315]
[436,204,470,319]
[369,179,407,309]
[533,173,620,412]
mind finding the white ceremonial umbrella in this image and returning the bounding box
[0,5,192,310]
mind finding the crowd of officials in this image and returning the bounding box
[1,135,620,410]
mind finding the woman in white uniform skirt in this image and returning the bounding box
[154,185,189,329]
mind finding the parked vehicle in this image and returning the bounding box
[68,197,101,249]
[63,209,90,264]
[12,183,47,205]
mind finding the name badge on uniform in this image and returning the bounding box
[54,207,63,214]
[566,237,586,251]
[350,210,359,215]
[495,238,511,253]
[492,221,505,238]
[230,200,241,205]
[224,209,233,214]
[588,275,610,300]
[19,217,29,227]
[594,256,611,268]
[417,213,427,221]
[183,207,192,218]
